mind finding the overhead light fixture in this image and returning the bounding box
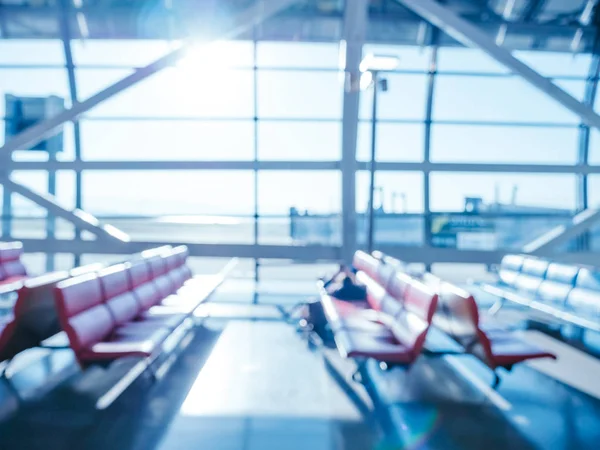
[495,23,507,46]
[502,0,516,20]
[580,0,597,26]
[359,54,400,73]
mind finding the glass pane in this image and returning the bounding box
[513,51,590,78]
[431,125,579,164]
[257,70,342,119]
[360,73,428,120]
[437,48,508,74]
[11,171,48,217]
[430,173,578,212]
[362,44,431,72]
[81,120,254,160]
[258,171,341,215]
[589,129,600,165]
[360,216,424,247]
[357,122,424,162]
[11,122,76,162]
[10,171,76,216]
[430,214,571,251]
[104,217,254,244]
[590,175,600,208]
[72,40,175,67]
[0,40,65,66]
[356,171,424,213]
[0,69,70,116]
[264,216,341,246]
[434,75,584,123]
[77,68,254,118]
[258,121,341,160]
[257,42,339,68]
[83,171,255,216]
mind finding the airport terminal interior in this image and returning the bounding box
[2,0,600,449]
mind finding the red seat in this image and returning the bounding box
[352,251,379,281]
[146,255,176,299]
[0,242,28,293]
[320,259,438,365]
[54,274,168,366]
[431,279,556,369]
[98,264,185,331]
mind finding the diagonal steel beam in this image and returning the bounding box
[0,0,298,155]
[522,208,600,255]
[0,175,130,242]
[395,0,600,131]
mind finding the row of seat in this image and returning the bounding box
[483,254,600,330]
[54,245,212,367]
[0,242,28,294]
[320,251,556,374]
[320,251,439,366]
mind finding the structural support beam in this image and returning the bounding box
[522,209,600,255]
[395,0,600,131]
[0,176,129,242]
[59,0,86,267]
[0,0,298,155]
[341,0,369,264]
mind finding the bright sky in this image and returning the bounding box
[0,39,598,216]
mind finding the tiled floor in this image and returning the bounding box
[0,279,599,450]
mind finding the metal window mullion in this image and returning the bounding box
[59,0,84,268]
[423,38,439,267]
[253,33,260,283]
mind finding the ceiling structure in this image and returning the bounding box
[0,0,598,52]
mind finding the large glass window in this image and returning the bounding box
[360,73,428,121]
[0,40,65,66]
[430,124,579,164]
[430,173,578,212]
[257,71,342,119]
[258,171,341,246]
[81,120,254,160]
[258,121,341,161]
[257,42,339,69]
[434,76,584,123]
[83,171,254,216]
[77,68,254,118]
[589,129,600,165]
[357,123,424,162]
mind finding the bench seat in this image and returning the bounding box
[321,252,438,366]
[78,326,170,361]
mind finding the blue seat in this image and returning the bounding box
[565,267,600,317]
[513,258,549,293]
[536,263,579,307]
[498,254,525,287]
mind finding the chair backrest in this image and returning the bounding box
[392,280,437,356]
[513,257,549,293]
[404,279,438,323]
[375,263,397,289]
[172,246,192,283]
[356,271,403,317]
[127,261,161,310]
[98,264,140,325]
[13,271,70,340]
[54,274,114,353]
[566,267,600,315]
[387,272,413,303]
[498,254,525,286]
[537,263,579,306]
[146,255,175,298]
[353,251,378,280]
[428,279,496,367]
[70,263,104,278]
[0,241,27,280]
